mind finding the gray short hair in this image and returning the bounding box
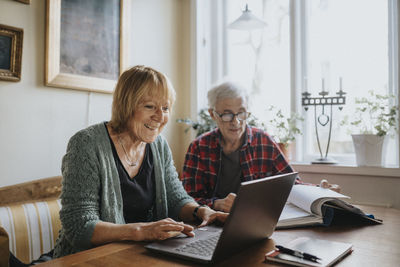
[207,81,249,109]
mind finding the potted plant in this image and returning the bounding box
[340,90,398,166]
[266,105,303,158]
[176,109,217,137]
[176,108,264,137]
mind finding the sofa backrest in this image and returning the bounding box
[0,199,62,264]
[0,176,62,206]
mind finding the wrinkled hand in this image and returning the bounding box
[197,207,229,227]
[135,218,194,241]
[213,193,236,212]
[198,208,228,228]
[197,206,228,228]
[319,179,341,193]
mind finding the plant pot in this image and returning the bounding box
[278,143,290,160]
[351,134,387,167]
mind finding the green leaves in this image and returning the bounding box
[341,90,398,136]
[267,105,303,144]
[176,109,264,137]
[176,109,217,137]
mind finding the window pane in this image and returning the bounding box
[221,0,397,166]
[303,0,397,165]
[226,0,291,129]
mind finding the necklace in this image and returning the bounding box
[117,135,139,167]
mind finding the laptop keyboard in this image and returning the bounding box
[175,234,220,257]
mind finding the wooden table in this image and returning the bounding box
[38,205,400,266]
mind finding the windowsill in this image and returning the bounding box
[291,162,400,178]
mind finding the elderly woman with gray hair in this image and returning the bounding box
[182,81,339,213]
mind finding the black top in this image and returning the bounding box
[105,124,156,223]
[215,149,242,198]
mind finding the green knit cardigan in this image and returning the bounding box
[53,123,194,258]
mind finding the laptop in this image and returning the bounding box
[145,172,297,264]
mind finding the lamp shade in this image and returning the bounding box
[227,4,267,30]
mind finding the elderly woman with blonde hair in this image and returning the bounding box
[54,65,227,258]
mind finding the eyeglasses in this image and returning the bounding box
[213,110,251,122]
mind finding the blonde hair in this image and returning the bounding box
[109,65,176,133]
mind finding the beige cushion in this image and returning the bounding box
[0,199,61,264]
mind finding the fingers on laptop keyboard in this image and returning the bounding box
[166,231,183,238]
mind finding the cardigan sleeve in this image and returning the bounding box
[158,137,194,219]
[59,130,102,251]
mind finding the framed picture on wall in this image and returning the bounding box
[15,0,30,4]
[45,0,130,93]
[0,24,23,82]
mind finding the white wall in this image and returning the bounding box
[0,0,191,186]
[128,0,192,172]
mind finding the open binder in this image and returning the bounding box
[276,185,382,229]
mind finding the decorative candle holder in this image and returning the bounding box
[302,79,346,164]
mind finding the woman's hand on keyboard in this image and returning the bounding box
[133,218,194,241]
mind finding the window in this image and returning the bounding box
[299,0,398,165]
[226,0,291,121]
[197,0,399,167]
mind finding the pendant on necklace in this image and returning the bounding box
[118,135,140,167]
[127,160,138,167]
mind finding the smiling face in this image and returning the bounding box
[109,65,176,135]
[210,96,248,144]
[127,94,170,143]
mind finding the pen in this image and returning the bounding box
[276,245,322,262]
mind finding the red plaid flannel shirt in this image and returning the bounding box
[182,126,299,207]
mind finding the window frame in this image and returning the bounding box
[292,0,399,166]
[193,0,400,168]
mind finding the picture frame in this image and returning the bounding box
[0,24,23,82]
[45,0,130,93]
[15,0,30,4]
